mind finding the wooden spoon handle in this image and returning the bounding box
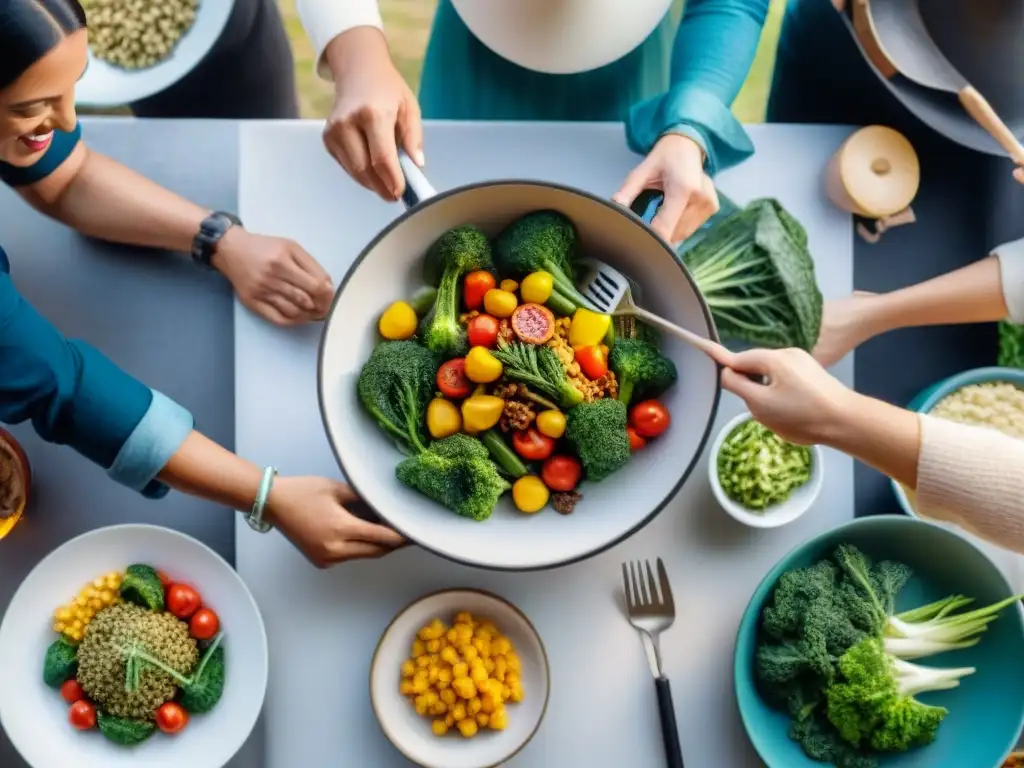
[958,86,1024,164]
[623,307,721,357]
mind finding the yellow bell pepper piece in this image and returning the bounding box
[461,395,504,433]
[519,271,553,304]
[426,399,462,439]
[378,300,418,340]
[534,410,566,439]
[483,289,518,318]
[569,308,611,348]
[465,347,503,384]
[500,279,519,294]
[512,476,549,513]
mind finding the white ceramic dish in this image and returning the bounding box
[709,412,824,529]
[76,0,234,106]
[0,524,267,768]
[319,175,722,571]
[370,589,549,768]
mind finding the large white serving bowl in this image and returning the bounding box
[318,178,722,571]
[370,589,549,768]
[76,0,234,107]
[0,524,267,768]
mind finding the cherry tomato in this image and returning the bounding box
[541,455,582,492]
[436,358,471,399]
[167,584,201,620]
[60,679,85,704]
[467,314,500,349]
[574,345,607,380]
[463,271,497,311]
[630,400,671,438]
[157,570,172,589]
[69,700,96,730]
[512,429,556,462]
[627,426,647,451]
[190,608,220,640]
[155,702,189,734]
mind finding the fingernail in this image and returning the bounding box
[413,149,425,167]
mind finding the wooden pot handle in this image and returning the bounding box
[850,0,898,79]
[958,86,1024,164]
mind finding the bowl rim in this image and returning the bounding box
[0,522,269,768]
[732,515,1024,768]
[368,587,551,768]
[891,366,1024,517]
[708,412,824,529]
[317,176,723,572]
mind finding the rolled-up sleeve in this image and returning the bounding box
[0,269,193,498]
[0,123,82,187]
[993,237,1024,324]
[297,0,383,80]
[625,0,769,175]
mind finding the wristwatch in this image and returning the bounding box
[191,211,242,269]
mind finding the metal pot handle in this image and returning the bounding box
[398,150,437,209]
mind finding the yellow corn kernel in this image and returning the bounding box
[480,693,497,714]
[452,677,477,700]
[414,698,429,716]
[484,658,496,675]
[423,691,439,707]
[432,719,448,737]
[452,703,467,722]
[473,628,492,643]
[509,683,524,702]
[433,701,448,716]
[494,656,507,681]
[457,718,478,738]
[428,666,440,684]
[54,607,73,623]
[440,646,459,665]
[99,590,115,604]
[454,612,473,626]
[412,640,426,657]
[471,637,491,657]
[467,697,482,716]
[453,623,473,642]
[476,712,490,727]
[446,628,459,644]
[492,637,511,656]
[445,713,455,727]
[88,598,104,611]
[73,596,87,608]
[500,685,511,701]
[399,681,416,696]
[401,660,416,678]
[92,577,106,589]
[53,622,65,633]
[440,688,457,706]
[104,573,120,590]
[489,709,509,730]
[438,667,453,684]
[452,662,469,679]
[461,645,478,663]
[470,666,488,685]
[426,639,441,653]
[506,672,520,687]
[70,619,83,633]
[505,651,521,674]
[412,677,429,694]
[479,622,499,637]
[416,655,430,668]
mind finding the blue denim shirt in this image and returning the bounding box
[0,125,193,497]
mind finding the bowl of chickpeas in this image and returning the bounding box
[893,366,1024,517]
[370,589,549,768]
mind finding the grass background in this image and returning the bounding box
[280,0,788,123]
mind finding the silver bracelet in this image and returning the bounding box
[245,466,277,533]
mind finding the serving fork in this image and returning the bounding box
[622,558,684,768]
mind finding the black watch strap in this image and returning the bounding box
[191,211,242,269]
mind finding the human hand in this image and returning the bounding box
[612,133,718,244]
[812,291,880,367]
[213,227,334,326]
[712,347,856,445]
[323,27,424,201]
[265,476,406,568]
[1014,166,1024,185]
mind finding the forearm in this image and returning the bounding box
[158,431,263,512]
[323,24,391,85]
[29,150,207,254]
[860,256,1009,337]
[298,0,383,80]
[822,392,921,488]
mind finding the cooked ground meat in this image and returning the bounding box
[500,400,535,432]
[552,491,583,515]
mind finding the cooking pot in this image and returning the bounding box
[317,154,722,571]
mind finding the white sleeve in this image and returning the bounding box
[296,0,384,81]
[993,236,1024,324]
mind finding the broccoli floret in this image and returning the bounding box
[43,636,78,688]
[564,399,630,481]
[419,225,492,357]
[396,437,510,521]
[492,211,590,312]
[608,339,678,404]
[119,564,165,612]
[357,340,438,454]
[825,637,971,752]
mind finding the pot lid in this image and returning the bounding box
[449,0,674,75]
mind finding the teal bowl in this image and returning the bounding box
[735,516,1024,768]
[891,367,1024,517]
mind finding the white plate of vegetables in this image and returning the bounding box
[0,524,267,768]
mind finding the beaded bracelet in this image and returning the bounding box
[245,466,277,533]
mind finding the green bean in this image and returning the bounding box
[716,419,812,512]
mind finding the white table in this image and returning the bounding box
[234,121,854,767]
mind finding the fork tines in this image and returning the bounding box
[583,269,619,311]
[622,558,675,614]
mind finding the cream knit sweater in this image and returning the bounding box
[914,241,1024,552]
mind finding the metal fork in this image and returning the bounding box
[622,558,684,768]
